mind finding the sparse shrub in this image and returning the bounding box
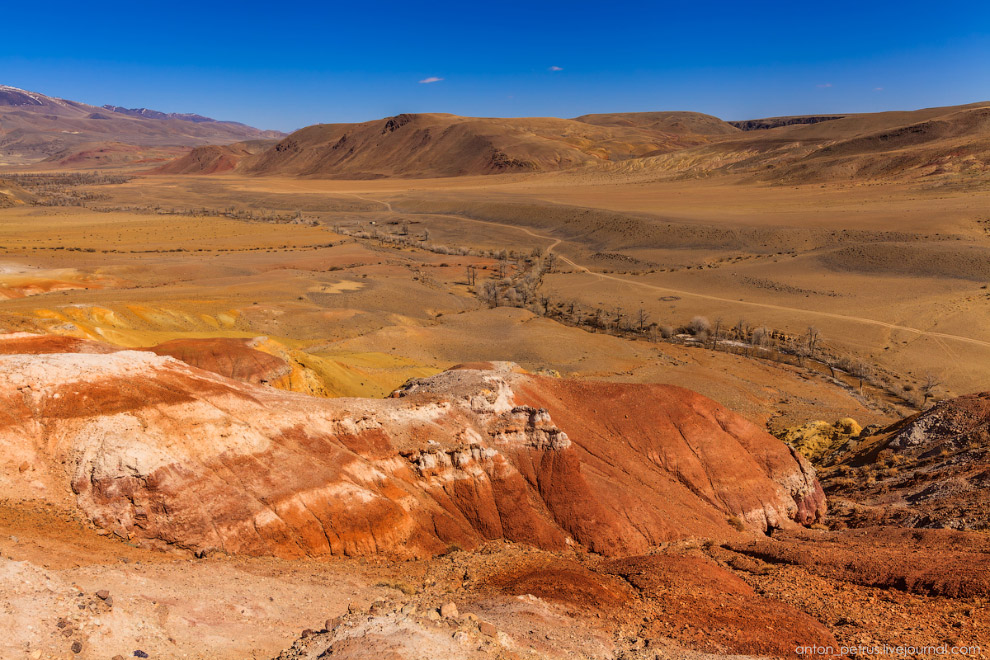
[375,580,418,595]
[689,315,711,335]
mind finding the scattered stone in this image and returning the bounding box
[324,618,339,631]
[427,609,441,621]
[479,621,497,637]
[18,461,30,472]
[347,602,360,614]
[70,641,82,654]
[30,651,41,660]
[440,602,459,619]
[56,618,68,629]
[133,651,149,659]
[96,589,110,600]
[112,656,125,660]
[400,603,417,615]
[61,627,74,637]
[301,629,315,638]
[105,596,114,607]
[461,612,478,622]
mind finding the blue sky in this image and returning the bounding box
[2,0,988,131]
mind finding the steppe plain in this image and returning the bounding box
[4,168,989,418]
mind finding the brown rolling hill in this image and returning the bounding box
[151,101,990,182]
[572,110,740,135]
[590,101,990,184]
[0,178,34,207]
[237,111,737,178]
[0,84,283,165]
[151,139,279,174]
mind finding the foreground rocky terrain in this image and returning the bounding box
[0,332,987,659]
[806,394,990,531]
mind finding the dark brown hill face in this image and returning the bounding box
[573,110,740,135]
[729,115,846,131]
[150,140,277,174]
[0,84,282,163]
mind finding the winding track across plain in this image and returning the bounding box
[350,195,990,351]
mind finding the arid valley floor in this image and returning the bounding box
[1,93,990,659]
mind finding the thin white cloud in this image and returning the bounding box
[816,83,833,88]
[419,77,443,84]
[549,66,563,72]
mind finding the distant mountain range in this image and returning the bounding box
[4,84,989,183]
[0,85,283,165]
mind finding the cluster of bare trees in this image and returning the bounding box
[1,172,132,187]
[476,249,554,309]
[336,225,549,265]
[2,172,131,207]
[356,224,942,411]
[87,204,319,225]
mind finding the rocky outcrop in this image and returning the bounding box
[0,332,290,386]
[145,337,291,385]
[0,336,825,559]
[823,392,990,530]
[728,115,846,131]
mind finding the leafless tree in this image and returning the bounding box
[482,280,498,307]
[546,253,558,273]
[921,372,942,406]
[852,360,874,394]
[751,326,769,348]
[806,326,821,357]
[612,308,626,332]
[636,308,650,333]
[711,317,724,349]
